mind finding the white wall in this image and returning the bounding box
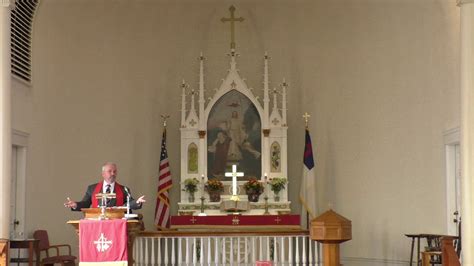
[11,0,459,264]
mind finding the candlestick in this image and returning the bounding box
[198,174,207,216]
[201,174,205,198]
[264,173,268,197]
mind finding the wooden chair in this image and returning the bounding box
[33,230,76,266]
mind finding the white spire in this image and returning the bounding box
[281,78,288,126]
[272,87,278,112]
[229,49,238,71]
[198,52,205,130]
[190,88,196,114]
[180,80,187,127]
[263,52,270,128]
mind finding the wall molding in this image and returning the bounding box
[444,127,460,145]
[342,256,408,265]
[12,129,29,147]
[1,0,10,7]
[458,0,474,6]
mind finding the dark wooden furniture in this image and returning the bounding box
[9,239,40,266]
[405,234,459,265]
[33,230,76,266]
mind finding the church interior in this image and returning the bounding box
[1,0,472,265]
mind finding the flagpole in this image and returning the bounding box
[155,114,172,230]
[303,112,311,230]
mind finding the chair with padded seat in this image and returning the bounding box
[33,230,76,266]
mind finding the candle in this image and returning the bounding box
[264,173,268,197]
[201,174,205,197]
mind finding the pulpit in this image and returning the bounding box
[67,207,144,265]
[0,239,8,266]
[310,209,352,266]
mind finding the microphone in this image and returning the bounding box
[124,187,131,213]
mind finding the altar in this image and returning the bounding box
[170,214,300,231]
[177,5,291,216]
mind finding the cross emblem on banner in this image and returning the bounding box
[93,233,112,252]
[190,217,197,224]
[225,164,244,201]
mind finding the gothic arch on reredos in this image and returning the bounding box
[206,90,262,180]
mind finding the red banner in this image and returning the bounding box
[79,219,128,265]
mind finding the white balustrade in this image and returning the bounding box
[134,231,321,265]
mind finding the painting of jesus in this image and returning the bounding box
[207,90,261,180]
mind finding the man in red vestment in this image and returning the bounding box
[64,162,146,211]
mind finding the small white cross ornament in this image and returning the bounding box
[225,164,244,201]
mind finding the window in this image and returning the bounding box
[10,0,39,84]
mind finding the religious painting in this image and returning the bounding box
[270,141,281,172]
[187,143,198,173]
[207,90,261,180]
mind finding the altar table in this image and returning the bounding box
[171,214,301,230]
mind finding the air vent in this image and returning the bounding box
[11,0,39,84]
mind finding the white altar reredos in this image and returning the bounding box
[178,48,290,215]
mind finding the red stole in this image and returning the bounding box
[91,181,125,207]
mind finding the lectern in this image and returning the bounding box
[310,209,352,266]
[67,208,144,265]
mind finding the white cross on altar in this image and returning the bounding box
[225,164,244,201]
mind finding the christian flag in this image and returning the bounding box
[155,127,173,229]
[79,219,127,266]
[299,128,317,229]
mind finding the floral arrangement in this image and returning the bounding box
[243,178,265,195]
[205,179,224,193]
[269,177,287,193]
[182,178,200,193]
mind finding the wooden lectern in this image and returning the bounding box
[67,208,144,265]
[310,209,352,266]
[0,239,8,266]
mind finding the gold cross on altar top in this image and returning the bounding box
[221,5,244,50]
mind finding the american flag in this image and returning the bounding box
[155,127,172,229]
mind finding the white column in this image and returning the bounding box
[459,0,474,263]
[0,0,12,239]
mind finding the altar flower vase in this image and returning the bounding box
[188,192,195,203]
[269,177,287,202]
[205,179,224,202]
[274,191,280,202]
[183,178,200,203]
[243,178,265,202]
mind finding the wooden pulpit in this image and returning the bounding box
[67,207,144,265]
[0,239,8,266]
[310,209,352,266]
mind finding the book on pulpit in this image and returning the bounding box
[220,200,250,212]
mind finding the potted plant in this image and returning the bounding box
[205,179,224,202]
[269,177,287,202]
[243,178,265,202]
[183,178,199,202]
